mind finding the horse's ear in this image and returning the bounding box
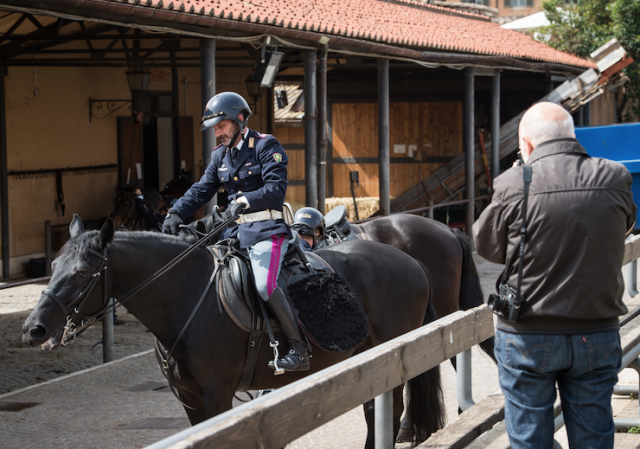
[69,214,84,238]
[99,218,115,249]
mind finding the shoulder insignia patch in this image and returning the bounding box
[273,153,282,162]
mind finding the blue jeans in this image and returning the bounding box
[495,329,621,449]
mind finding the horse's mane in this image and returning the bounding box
[58,229,199,258]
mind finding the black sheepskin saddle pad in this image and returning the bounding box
[287,271,370,352]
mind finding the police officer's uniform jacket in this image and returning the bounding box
[172,129,291,248]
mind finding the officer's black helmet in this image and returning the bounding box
[201,92,252,132]
[292,207,326,241]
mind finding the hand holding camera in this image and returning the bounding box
[488,284,525,322]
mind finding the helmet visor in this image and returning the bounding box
[291,223,314,236]
[201,111,227,131]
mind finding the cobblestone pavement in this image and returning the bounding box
[0,282,155,395]
[1,256,640,448]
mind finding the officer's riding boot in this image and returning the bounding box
[266,287,310,372]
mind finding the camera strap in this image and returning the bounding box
[500,165,532,299]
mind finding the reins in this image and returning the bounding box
[44,214,239,345]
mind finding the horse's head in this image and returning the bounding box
[22,215,115,350]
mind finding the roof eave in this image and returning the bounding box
[0,0,589,74]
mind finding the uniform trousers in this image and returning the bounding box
[248,234,289,301]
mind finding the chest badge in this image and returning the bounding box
[273,153,282,162]
[219,164,228,172]
[248,137,255,149]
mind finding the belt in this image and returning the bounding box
[236,209,283,224]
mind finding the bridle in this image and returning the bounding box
[42,248,109,345]
[38,214,263,409]
[40,214,238,349]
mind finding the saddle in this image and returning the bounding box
[210,233,369,391]
[319,205,368,248]
[211,233,331,334]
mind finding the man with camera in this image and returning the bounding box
[473,101,636,449]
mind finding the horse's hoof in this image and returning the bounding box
[396,428,413,443]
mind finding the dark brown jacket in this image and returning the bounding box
[473,138,636,334]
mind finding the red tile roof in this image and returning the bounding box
[102,0,592,68]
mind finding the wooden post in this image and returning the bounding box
[200,38,216,214]
[317,49,328,214]
[491,72,500,182]
[464,68,475,249]
[378,59,390,216]
[0,67,8,280]
[304,50,318,209]
[45,221,52,276]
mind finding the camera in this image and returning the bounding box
[488,283,524,322]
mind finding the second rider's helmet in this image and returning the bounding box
[201,92,252,132]
[292,207,326,243]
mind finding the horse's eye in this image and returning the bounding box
[78,270,88,278]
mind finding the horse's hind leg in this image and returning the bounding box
[363,399,375,449]
[362,385,404,449]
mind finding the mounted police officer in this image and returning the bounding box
[162,92,310,373]
[292,207,326,251]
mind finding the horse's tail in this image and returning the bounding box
[452,228,495,362]
[406,364,445,444]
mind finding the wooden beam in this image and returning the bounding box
[0,14,27,46]
[623,234,640,266]
[417,393,505,449]
[25,14,49,36]
[154,307,494,449]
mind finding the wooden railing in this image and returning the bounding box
[145,306,494,449]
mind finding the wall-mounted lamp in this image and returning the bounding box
[245,75,263,111]
[126,66,151,92]
[89,66,151,122]
[252,50,284,88]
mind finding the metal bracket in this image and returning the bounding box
[89,98,131,123]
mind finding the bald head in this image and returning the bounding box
[519,102,575,158]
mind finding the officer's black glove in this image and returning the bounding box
[162,209,183,235]
[222,200,248,224]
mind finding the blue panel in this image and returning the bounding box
[576,123,640,229]
[575,122,640,162]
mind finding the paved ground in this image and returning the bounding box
[1,254,640,448]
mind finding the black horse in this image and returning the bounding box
[22,217,444,447]
[357,214,494,359]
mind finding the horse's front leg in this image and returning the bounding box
[202,383,236,421]
[184,406,209,426]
